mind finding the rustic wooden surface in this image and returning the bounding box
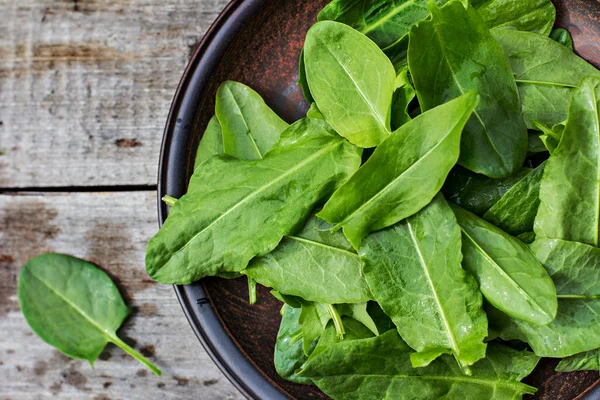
[0,0,244,398]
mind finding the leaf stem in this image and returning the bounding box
[111,335,162,376]
[162,195,178,207]
[248,276,257,305]
[327,304,345,340]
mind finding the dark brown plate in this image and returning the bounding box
[158,0,600,398]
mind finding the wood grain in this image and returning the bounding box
[0,0,230,188]
[0,191,244,399]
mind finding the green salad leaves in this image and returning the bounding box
[146,0,600,398]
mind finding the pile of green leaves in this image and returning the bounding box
[146,0,600,398]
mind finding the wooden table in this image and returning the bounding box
[0,0,244,398]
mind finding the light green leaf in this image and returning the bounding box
[215,81,288,160]
[471,0,555,36]
[360,194,487,372]
[494,30,600,129]
[194,116,223,170]
[318,91,478,248]
[534,121,565,154]
[556,350,600,372]
[492,238,600,357]
[18,254,161,376]
[146,118,361,283]
[534,77,600,247]
[304,21,396,147]
[243,215,373,304]
[452,205,557,325]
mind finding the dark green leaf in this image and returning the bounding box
[194,116,223,170]
[517,231,536,244]
[318,91,478,248]
[367,301,396,334]
[274,305,313,384]
[304,21,396,147]
[390,68,415,130]
[527,131,548,155]
[482,162,545,236]
[409,1,527,178]
[534,77,600,247]
[443,166,532,216]
[491,238,600,357]
[318,0,553,71]
[215,81,288,160]
[243,215,373,304]
[452,205,557,325]
[18,254,161,375]
[494,30,600,129]
[360,194,488,372]
[146,118,361,283]
[318,0,449,71]
[550,28,573,50]
[297,49,314,104]
[299,330,539,400]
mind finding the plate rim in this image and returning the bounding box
[157,0,289,398]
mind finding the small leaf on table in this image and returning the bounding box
[18,254,161,376]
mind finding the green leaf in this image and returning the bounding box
[317,0,553,71]
[318,91,478,248]
[146,118,361,283]
[494,30,600,129]
[194,115,223,170]
[452,205,557,325]
[471,0,555,36]
[550,28,573,50]
[297,49,314,104]
[299,331,539,400]
[527,131,548,155]
[390,67,415,130]
[409,1,527,178]
[482,162,545,236]
[274,305,313,384]
[215,81,288,160]
[517,231,536,244]
[534,77,600,247]
[491,238,600,357]
[243,215,373,304]
[318,0,449,72]
[360,194,487,372]
[304,21,396,147]
[443,166,532,216]
[534,121,565,154]
[18,254,161,376]
[337,303,379,337]
[556,350,600,372]
[306,103,324,120]
[299,301,333,355]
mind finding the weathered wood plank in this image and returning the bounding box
[0,191,244,399]
[0,0,230,188]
